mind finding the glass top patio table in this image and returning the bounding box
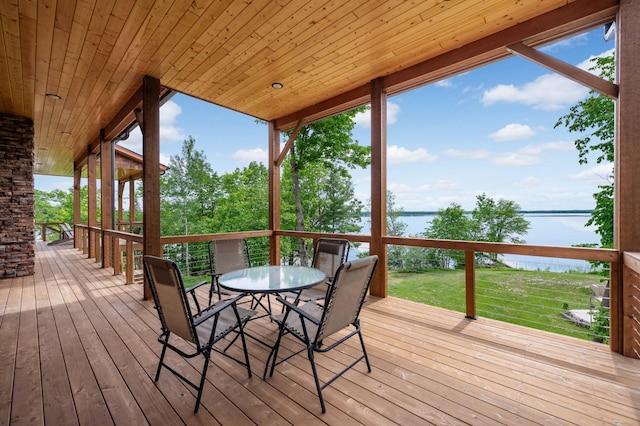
[218,265,326,294]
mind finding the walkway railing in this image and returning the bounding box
[70,225,629,353]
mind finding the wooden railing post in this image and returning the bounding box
[465,250,477,319]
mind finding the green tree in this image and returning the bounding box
[35,188,74,223]
[282,108,370,264]
[216,161,269,232]
[555,54,614,249]
[471,193,529,264]
[423,203,473,268]
[160,136,220,237]
[385,191,409,268]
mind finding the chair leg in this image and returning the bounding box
[194,352,211,413]
[155,342,169,381]
[357,329,372,372]
[308,346,326,413]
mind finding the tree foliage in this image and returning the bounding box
[420,194,530,269]
[555,54,614,249]
[281,108,370,263]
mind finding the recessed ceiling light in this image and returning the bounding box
[271,82,284,89]
[46,93,62,100]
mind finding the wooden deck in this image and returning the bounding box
[1,242,639,425]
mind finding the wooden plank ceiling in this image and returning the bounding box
[0,0,618,177]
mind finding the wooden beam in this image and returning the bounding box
[103,86,143,141]
[142,76,161,301]
[616,0,640,358]
[507,42,618,99]
[369,77,387,298]
[87,152,97,260]
[100,131,114,268]
[275,119,304,167]
[268,120,281,266]
[384,0,618,95]
[274,0,617,130]
[73,165,81,248]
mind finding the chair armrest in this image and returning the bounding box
[192,293,246,326]
[275,296,321,325]
[185,280,210,294]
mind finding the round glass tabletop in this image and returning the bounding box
[218,265,326,293]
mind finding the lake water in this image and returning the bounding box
[356,213,600,272]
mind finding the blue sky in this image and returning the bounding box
[36,27,615,212]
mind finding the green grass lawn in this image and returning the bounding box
[388,268,607,341]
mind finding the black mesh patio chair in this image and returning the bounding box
[143,255,255,413]
[266,255,378,413]
[208,238,271,315]
[281,238,350,304]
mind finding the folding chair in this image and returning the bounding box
[208,238,271,315]
[266,255,378,413]
[280,238,350,304]
[143,255,255,413]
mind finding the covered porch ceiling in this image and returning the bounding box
[0,0,618,177]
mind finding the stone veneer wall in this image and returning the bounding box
[0,113,35,278]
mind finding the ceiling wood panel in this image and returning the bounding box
[0,0,617,177]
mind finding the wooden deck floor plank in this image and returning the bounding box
[75,251,289,426]
[75,262,250,426]
[0,277,23,426]
[5,242,639,426]
[34,257,79,426]
[376,296,635,373]
[45,250,149,425]
[368,297,640,398]
[363,304,640,424]
[58,250,191,426]
[242,318,448,425]
[11,275,44,424]
[37,248,113,425]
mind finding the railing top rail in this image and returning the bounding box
[384,235,618,262]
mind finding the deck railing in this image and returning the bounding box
[71,225,629,353]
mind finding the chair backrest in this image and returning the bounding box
[209,238,251,275]
[312,238,350,281]
[143,255,197,344]
[316,255,378,343]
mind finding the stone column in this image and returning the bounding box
[0,113,35,278]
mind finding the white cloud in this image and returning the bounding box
[443,149,491,160]
[354,101,401,127]
[435,79,454,88]
[492,151,539,166]
[570,162,613,183]
[388,182,431,193]
[539,141,575,152]
[541,33,589,52]
[489,123,535,141]
[117,100,186,154]
[231,147,268,164]
[387,145,437,165]
[159,101,187,142]
[481,73,589,111]
[160,153,171,166]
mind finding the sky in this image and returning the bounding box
[36,26,615,212]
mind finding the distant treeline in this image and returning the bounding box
[359,209,594,217]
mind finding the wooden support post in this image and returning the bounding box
[465,251,477,319]
[73,166,81,249]
[269,120,281,265]
[87,152,97,260]
[616,0,640,357]
[142,76,161,300]
[370,77,387,297]
[100,131,114,269]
